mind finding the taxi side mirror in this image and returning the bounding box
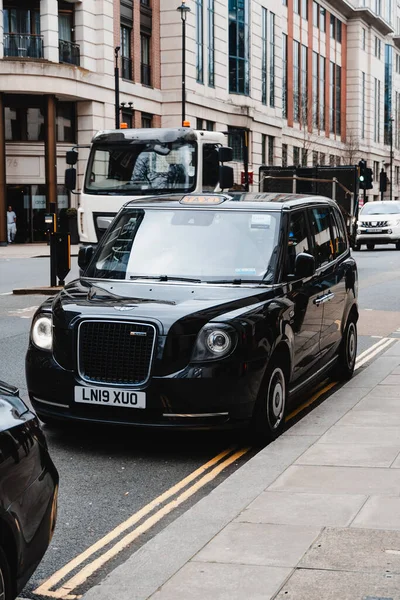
[294,252,315,279]
[78,245,94,272]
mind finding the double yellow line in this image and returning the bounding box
[35,447,249,599]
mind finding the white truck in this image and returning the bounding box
[65,127,235,245]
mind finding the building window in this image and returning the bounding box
[301,148,308,166]
[313,1,319,27]
[294,0,300,14]
[312,150,319,166]
[375,36,381,59]
[375,0,381,15]
[301,44,308,126]
[56,102,76,142]
[282,143,288,166]
[335,65,341,135]
[312,52,318,128]
[384,44,393,146]
[293,41,300,122]
[141,34,151,86]
[374,78,381,143]
[319,55,325,130]
[228,0,250,95]
[362,28,366,51]
[330,14,335,39]
[293,146,300,165]
[5,98,75,142]
[329,154,335,166]
[3,4,42,58]
[228,126,246,161]
[282,33,288,119]
[320,7,326,31]
[301,0,308,20]
[362,72,366,139]
[336,20,342,43]
[268,135,274,165]
[336,156,341,166]
[196,0,204,83]
[196,118,215,131]
[374,161,380,181]
[320,153,325,165]
[121,110,133,128]
[261,8,267,105]
[141,113,153,128]
[330,61,335,133]
[121,25,132,80]
[270,13,275,107]
[208,0,215,87]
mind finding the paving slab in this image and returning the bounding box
[352,496,400,530]
[383,341,400,357]
[295,443,400,468]
[299,527,400,574]
[236,492,366,527]
[194,522,321,567]
[339,410,400,426]
[380,375,400,386]
[358,386,400,400]
[275,568,400,600]
[269,465,400,495]
[344,357,400,388]
[318,424,400,446]
[149,563,291,600]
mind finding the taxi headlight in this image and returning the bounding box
[31,314,53,351]
[191,325,237,361]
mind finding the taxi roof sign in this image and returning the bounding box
[180,195,227,205]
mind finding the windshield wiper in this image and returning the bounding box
[130,275,202,283]
[206,279,270,285]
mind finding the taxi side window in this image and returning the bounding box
[330,207,347,257]
[285,211,312,276]
[309,207,334,267]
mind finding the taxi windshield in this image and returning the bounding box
[84,141,197,195]
[86,208,281,283]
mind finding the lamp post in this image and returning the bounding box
[390,115,394,201]
[115,46,121,129]
[177,2,191,127]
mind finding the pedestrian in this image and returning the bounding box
[7,205,17,243]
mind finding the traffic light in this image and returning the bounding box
[364,168,373,190]
[379,170,387,193]
[358,159,366,188]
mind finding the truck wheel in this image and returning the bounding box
[333,314,357,382]
[396,242,400,250]
[250,357,288,445]
[367,243,375,250]
[0,545,12,600]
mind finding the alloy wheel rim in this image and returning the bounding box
[267,368,286,430]
[347,322,357,369]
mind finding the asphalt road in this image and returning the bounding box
[1,247,399,600]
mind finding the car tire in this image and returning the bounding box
[366,243,375,250]
[333,314,357,382]
[0,545,12,600]
[396,242,400,250]
[353,243,361,251]
[249,357,288,445]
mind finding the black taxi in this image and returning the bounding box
[26,193,358,441]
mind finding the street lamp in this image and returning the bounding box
[115,46,121,129]
[390,115,394,201]
[177,1,191,127]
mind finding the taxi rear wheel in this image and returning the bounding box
[333,314,357,382]
[250,358,288,445]
[0,546,12,600]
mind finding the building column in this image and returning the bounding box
[40,0,59,62]
[45,95,57,212]
[0,94,6,245]
[0,0,4,60]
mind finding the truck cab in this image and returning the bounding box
[65,127,233,245]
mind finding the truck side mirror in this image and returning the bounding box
[78,245,94,272]
[65,167,77,192]
[219,165,234,190]
[66,150,78,165]
[218,146,233,163]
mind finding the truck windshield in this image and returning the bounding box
[86,208,281,283]
[84,141,197,195]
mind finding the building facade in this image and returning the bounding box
[0,0,399,243]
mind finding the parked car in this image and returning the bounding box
[26,193,358,442]
[0,380,58,600]
[355,200,400,250]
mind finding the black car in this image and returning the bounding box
[0,380,58,600]
[26,193,358,441]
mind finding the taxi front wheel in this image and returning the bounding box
[249,358,288,445]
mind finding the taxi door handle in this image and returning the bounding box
[314,292,335,306]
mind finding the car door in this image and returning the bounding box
[308,205,347,366]
[283,209,323,385]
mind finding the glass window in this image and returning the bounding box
[196,0,204,83]
[330,207,347,256]
[362,28,366,51]
[285,210,312,276]
[312,52,318,128]
[319,55,325,130]
[228,0,250,95]
[330,14,335,39]
[121,111,133,128]
[320,7,326,31]
[313,2,319,27]
[268,135,274,165]
[88,208,281,283]
[293,41,300,122]
[57,102,75,142]
[335,65,341,135]
[294,0,300,14]
[59,12,73,42]
[320,153,325,165]
[141,34,151,85]
[208,0,215,87]
[228,126,246,162]
[309,206,334,266]
[336,20,342,43]
[27,107,45,141]
[312,150,318,166]
[141,113,153,128]
[261,7,267,105]
[293,146,300,165]
[301,0,308,20]
[269,12,275,106]
[282,33,288,118]
[301,148,308,166]
[282,143,288,167]
[121,25,131,58]
[301,44,307,126]
[330,61,335,133]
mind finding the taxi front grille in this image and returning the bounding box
[78,320,156,385]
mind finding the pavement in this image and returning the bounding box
[80,342,400,600]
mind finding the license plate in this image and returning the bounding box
[366,228,383,233]
[74,386,146,409]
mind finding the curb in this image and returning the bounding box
[81,343,400,600]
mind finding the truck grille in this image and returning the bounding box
[361,221,389,228]
[78,321,156,385]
